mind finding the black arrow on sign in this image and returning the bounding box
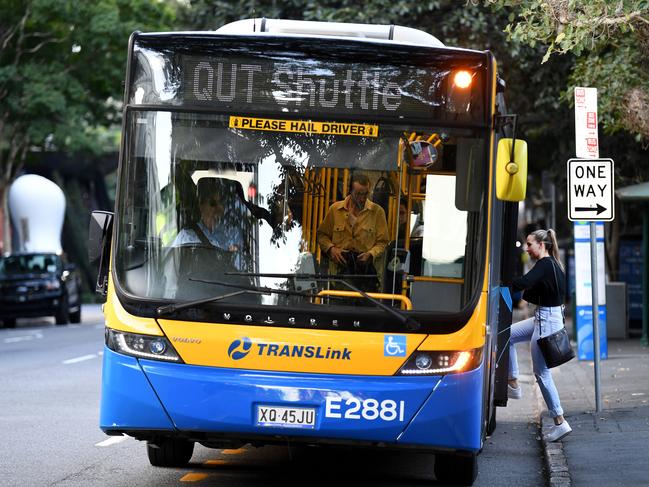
[575,204,607,215]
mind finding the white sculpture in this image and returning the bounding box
[8,174,65,254]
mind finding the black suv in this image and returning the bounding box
[0,253,82,327]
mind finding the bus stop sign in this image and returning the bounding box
[567,158,615,221]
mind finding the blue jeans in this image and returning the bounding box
[509,306,565,418]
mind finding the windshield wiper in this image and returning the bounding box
[222,272,421,331]
[189,278,316,298]
[156,289,269,317]
[225,272,377,279]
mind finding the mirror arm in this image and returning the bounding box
[508,115,517,163]
[495,113,518,169]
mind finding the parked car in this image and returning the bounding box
[0,252,82,327]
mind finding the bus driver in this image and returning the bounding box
[173,178,241,252]
[316,173,389,292]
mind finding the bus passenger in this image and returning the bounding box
[316,174,388,292]
[173,178,241,252]
[507,228,572,442]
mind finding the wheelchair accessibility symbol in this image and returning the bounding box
[384,335,407,357]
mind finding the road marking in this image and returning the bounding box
[63,354,97,364]
[180,473,209,482]
[204,459,227,465]
[4,333,43,343]
[95,436,128,447]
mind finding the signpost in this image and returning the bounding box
[569,87,615,413]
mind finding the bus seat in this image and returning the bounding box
[408,237,424,276]
[371,176,395,219]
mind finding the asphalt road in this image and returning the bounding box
[0,305,545,486]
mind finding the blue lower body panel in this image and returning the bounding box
[100,346,485,452]
[100,348,174,431]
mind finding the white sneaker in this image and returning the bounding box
[545,420,572,442]
[508,384,522,399]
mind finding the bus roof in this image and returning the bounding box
[213,18,445,48]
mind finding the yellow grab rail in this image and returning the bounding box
[316,290,412,310]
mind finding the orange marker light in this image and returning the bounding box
[453,70,472,89]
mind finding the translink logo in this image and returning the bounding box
[227,338,352,361]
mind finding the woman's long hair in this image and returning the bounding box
[530,228,564,271]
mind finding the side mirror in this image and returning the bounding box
[88,210,114,295]
[496,138,528,202]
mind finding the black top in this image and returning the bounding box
[513,257,565,307]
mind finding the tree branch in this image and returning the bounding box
[23,36,64,54]
[569,10,649,29]
[0,8,29,51]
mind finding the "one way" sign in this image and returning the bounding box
[567,158,615,221]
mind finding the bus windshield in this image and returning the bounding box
[113,34,491,325]
[115,111,487,316]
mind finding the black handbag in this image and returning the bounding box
[537,258,575,368]
[538,326,575,368]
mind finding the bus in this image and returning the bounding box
[89,18,527,486]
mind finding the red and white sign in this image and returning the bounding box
[574,87,599,158]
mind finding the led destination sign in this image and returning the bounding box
[130,36,488,122]
[187,59,402,112]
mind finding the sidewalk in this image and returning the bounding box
[538,329,649,486]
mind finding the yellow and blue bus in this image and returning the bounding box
[89,18,527,486]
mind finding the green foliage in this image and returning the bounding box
[0,0,177,185]
[481,0,649,140]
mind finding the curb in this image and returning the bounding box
[533,381,572,486]
[540,415,571,487]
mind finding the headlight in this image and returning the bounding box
[397,348,482,376]
[45,280,60,290]
[105,328,183,363]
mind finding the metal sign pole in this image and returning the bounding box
[589,221,602,412]
[573,87,609,413]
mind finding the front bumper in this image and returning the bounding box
[100,347,485,452]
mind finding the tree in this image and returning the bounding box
[478,0,649,142]
[0,0,176,250]
[474,1,649,275]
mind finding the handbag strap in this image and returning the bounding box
[550,257,559,303]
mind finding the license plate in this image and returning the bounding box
[256,405,316,429]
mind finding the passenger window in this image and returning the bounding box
[421,174,466,278]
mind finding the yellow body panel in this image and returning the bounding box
[103,281,487,374]
[159,320,426,375]
[417,292,487,351]
[104,279,163,336]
